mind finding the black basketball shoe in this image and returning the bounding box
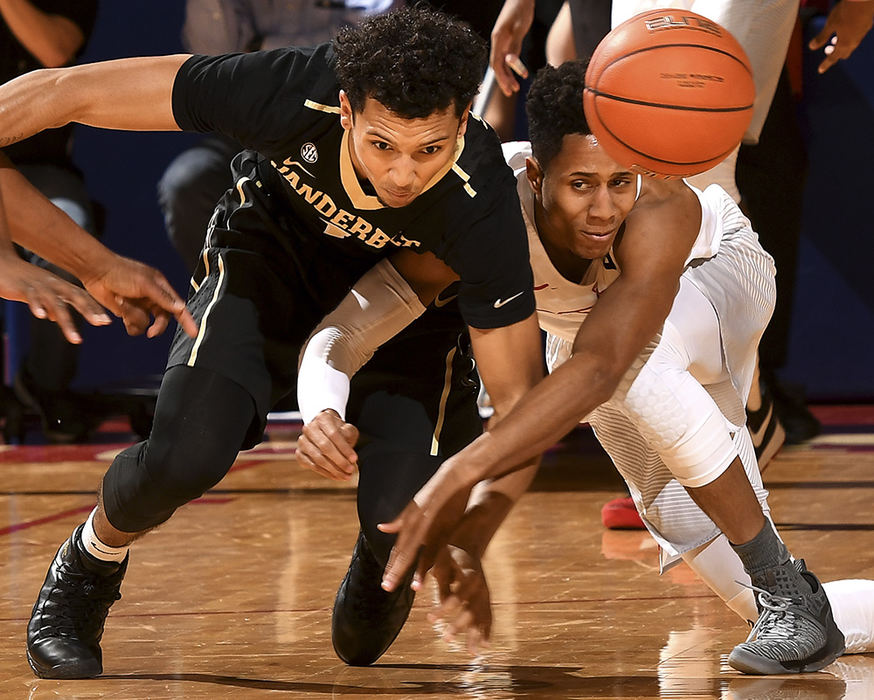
[728,559,845,674]
[26,525,127,679]
[332,531,415,666]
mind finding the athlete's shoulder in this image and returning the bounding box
[448,116,519,209]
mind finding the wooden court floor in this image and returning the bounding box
[1,406,872,699]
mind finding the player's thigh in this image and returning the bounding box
[663,276,725,385]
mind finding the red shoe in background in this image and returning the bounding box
[601,496,646,530]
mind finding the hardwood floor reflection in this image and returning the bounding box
[2,409,872,699]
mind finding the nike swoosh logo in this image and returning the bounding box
[493,291,524,309]
[433,293,458,308]
[749,402,774,447]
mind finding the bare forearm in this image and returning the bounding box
[0,0,84,67]
[0,56,186,147]
[0,160,114,278]
[448,351,617,484]
[452,463,538,558]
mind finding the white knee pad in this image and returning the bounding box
[616,359,737,488]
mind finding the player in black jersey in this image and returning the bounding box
[0,8,545,678]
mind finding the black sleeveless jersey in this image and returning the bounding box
[171,43,534,329]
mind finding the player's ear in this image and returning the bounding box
[525,157,544,196]
[339,91,354,130]
[457,104,471,138]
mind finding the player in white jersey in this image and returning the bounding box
[295,60,873,673]
[500,136,874,657]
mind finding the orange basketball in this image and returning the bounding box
[583,9,754,178]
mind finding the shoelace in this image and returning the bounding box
[735,580,803,645]
[49,566,122,637]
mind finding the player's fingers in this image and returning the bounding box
[304,427,355,476]
[25,298,47,319]
[337,423,360,462]
[492,61,518,97]
[444,607,475,642]
[380,509,424,591]
[117,299,150,336]
[297,447,347,481]
[467,625,490,657]
[324,424,357,471]
[128,273,198,338]
[808,25,833,51]
[40,297,83,344]
[431,592,463,624]
[505,53,528,79]
[58,285,110,326]
[818,50,839,74]
[297,435,351,480]
[146,310,170,339]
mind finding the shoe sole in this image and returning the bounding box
[727,639,844,675]
[26,649,101,680]
[728,613,846,675]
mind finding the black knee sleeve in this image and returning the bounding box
[102,366,257,532]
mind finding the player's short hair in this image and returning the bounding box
[526,60,592,170]
[333,6,487,120]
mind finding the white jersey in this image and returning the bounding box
[502,141,776,565]
[506,143,723,346]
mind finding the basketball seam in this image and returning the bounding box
[598,42,753,77]
[592,98,737,168]
[585,90,753,113]
[586,41,754,113]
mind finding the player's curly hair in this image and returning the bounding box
[333,6,487,119]
[526,60,592,169]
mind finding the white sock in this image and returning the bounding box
[79,507,130,563]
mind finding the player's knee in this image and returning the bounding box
[104,429,238,531]
[145,429,236,506]
[619,364,737,488]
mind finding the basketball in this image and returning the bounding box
[583,9,755,178]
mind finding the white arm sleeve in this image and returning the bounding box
[297,258,427,424]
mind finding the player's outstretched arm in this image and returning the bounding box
[0,153,196,339]
[380,183,700,592]
[0,54,188,149]
[0,178,110,342]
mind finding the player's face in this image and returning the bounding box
[530,133,637,261]
[340,93,468,208]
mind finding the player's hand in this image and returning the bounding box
[809,0,874,74]
[297,409,359,481]
[80,254,198,339]
[490,0,533,96]
[0,252,110,343]
[430,544,492,656]
[378,460,474,592]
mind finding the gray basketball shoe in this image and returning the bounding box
[728,559,845,674]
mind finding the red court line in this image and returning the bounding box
[0,504,93,536]
[0,497,236,537]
